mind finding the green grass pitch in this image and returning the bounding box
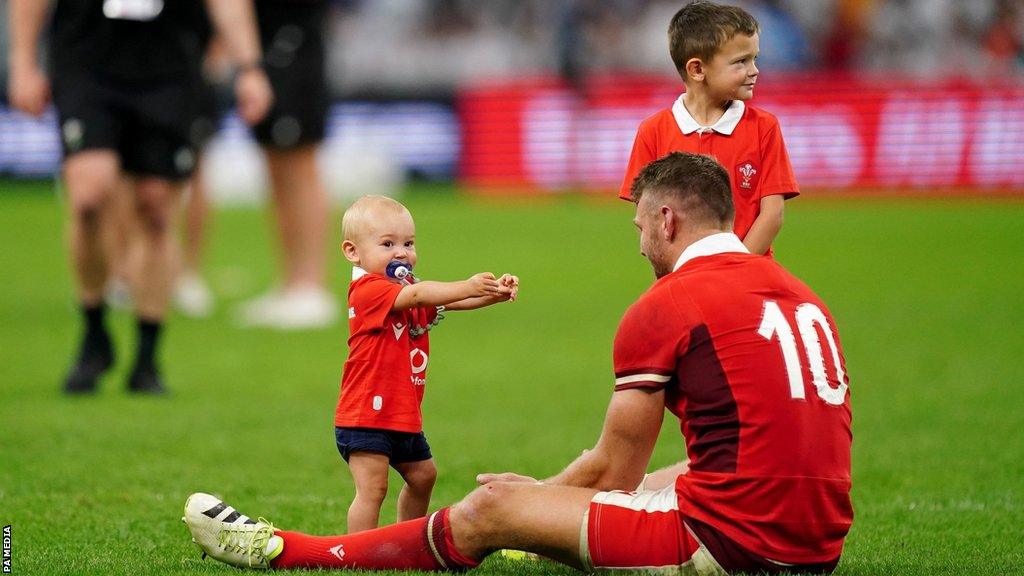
[1,180,1021,575]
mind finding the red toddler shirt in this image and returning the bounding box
[335,268,439,433]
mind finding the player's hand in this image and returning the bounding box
[8,62,50,117]
[467,272,507,298]
[476,472,539,485]
[235,67,273,126]
[498,274,519,302]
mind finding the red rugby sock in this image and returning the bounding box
[271,507,480,571]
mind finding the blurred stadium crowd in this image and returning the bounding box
[1,1,1022,190]
[329,0,1023,95]
[3,1,1023,98]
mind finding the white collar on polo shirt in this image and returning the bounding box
[672,95,745,135]
[352,266,368,280]
[672,232,749,272]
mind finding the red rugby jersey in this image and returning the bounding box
[335,268,439,433]
[613,234,852,564]
[619,97,798,242]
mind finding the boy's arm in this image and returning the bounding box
[742,194,785,255]
[392,273,508,311]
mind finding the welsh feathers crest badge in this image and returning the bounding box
[736,161,759,190]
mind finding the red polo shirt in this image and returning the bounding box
[619,97,799,242]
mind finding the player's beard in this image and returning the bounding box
[644,240,674,279]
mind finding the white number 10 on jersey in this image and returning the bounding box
[758,300,848,405]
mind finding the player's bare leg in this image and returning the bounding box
[127,177,183,393]
[175,161,214,317]
[239,146,336,329]
[346,452,390,533]
[183,162,210,278]
[451,481,596,568]
[65,151,119,306]
[102,176,137,309]
[265,146,328,290]
[393,458,437,522]
[62,150,120,393]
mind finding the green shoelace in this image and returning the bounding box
[216,518,276,568]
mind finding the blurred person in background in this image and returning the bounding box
[820,0,873,71]
[174,36,236,319]
[7,0,272,394]
[103,29,232,319]
[235,0,337,330]
[983,0,1024,71]
[742,0,809,70]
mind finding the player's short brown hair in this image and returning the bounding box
[629,152,734,227]
[668,1,759,78]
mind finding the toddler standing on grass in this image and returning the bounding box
[335,195,518,532]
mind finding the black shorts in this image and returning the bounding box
[192,79,231,153]
[50,71,202,181]
[335,427,433,465]
[253,1,329,149]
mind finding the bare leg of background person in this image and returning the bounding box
[183,167,209,279]
[175,159,214,317]
[63,150,120,393]
[102,176,137,309]
[266,146,328,290]
[127,177,184,393]
[239,145,336,329]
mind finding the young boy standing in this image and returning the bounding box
[336,195,518,533]
[619,0,798,255]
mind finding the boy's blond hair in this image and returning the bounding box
[668,1,760,78]
[342,195,411,242]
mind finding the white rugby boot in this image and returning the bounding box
[183,492,284,569]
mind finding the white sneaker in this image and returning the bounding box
[235,291,283,323]
[183,492,284,569]
[175,274,214,318]
[236,287,338,330]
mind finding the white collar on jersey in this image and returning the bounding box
[673,232,749,272]
[672,95,745,135]
[352,266,368,281]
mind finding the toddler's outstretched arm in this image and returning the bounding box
[392,272,510,311]
[445,274,519,311]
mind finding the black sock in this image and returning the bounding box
[82,303,110,349]
[135,318,162,373]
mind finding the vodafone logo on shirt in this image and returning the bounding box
[410,348,428,386]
